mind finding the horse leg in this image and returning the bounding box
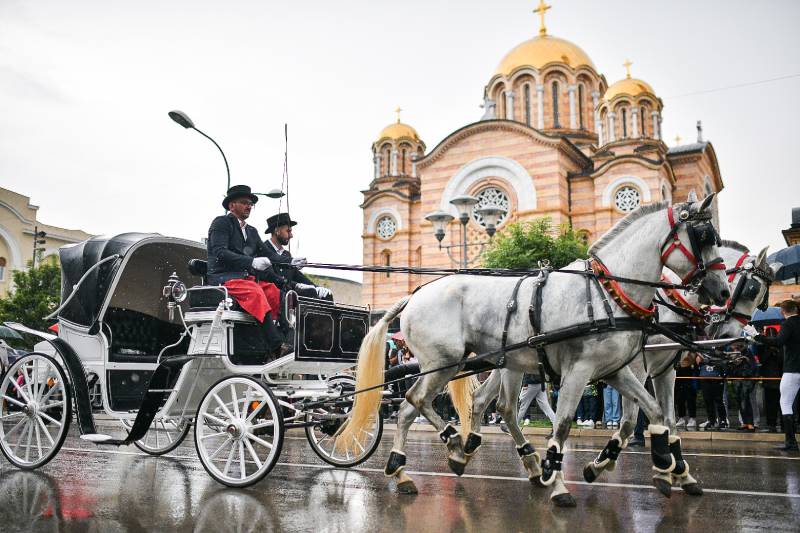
[604,366,676,498]
[653,369,703,496]
[540,369,592,508]
[385,399,419,494]
[584,355,646,483]
[497,370,543,484]
[463,369,501,465]
[406,368,468,476]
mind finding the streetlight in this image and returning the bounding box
[168,110,231,193]
[425,195,503,268]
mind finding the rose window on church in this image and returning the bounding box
[614,185,641,213]
[376,215,397,240]
[471,187,510,227]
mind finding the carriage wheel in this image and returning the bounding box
[122,417,191,456]
[195,375,284,487]
[305,375,383,467]
[0,353,72,470]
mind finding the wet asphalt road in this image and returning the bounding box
[0,426,798,532]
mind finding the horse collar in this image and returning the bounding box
[659,275,706,328]
[590,257,656,320]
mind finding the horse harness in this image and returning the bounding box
[492,206,729,384]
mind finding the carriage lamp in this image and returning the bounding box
[168,110,231,194]
[424,211,455,244]
[163,273,188,303]
[476,206,505,238]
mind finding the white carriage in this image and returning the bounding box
[1,233,382,487]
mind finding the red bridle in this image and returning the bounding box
[660,207,726,285]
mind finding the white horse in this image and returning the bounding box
[336,195,730,507]
[582,241,778,495]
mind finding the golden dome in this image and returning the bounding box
[376,122,420,143]
[493,35,596,77]
[604,77,656,101]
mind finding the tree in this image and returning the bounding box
[0,262,61,332]
[481,218,589,270]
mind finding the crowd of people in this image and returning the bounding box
[379,297,800,452]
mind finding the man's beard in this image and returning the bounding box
[276,234,290,246]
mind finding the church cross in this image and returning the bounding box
[623,59,633,79]
[533,0,551,36]
[675,134,682,145]
[395,106,402,124]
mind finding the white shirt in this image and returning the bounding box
[267,238,285,255]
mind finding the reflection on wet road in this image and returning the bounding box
[0,428,798,532]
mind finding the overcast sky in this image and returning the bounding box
[1,0,798,281]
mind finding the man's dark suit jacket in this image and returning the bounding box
[207,214,285,286]
[262,240,315,288]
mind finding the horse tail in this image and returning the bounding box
[448,373,480,438]
[334,295,411,453]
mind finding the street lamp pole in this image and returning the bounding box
[425,197,504,268]
[168,110,231,194]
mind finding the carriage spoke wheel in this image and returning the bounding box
[305,376,383,467]
[0,353,72,470]
[122,417,191,455]
[195,375,283,487]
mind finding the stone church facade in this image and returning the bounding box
[361,7,723,314]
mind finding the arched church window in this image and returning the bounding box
[471,187,510,227]
[621,108,628,138]
[499,91,506,118]
[551,81,560,128]
[640,106,647,136]
[613,185,641,213]
[382,250,391,278]
[524,84,531,126]
[704,178,714,197]
[383,147,391,176]
[401,148,407,174]
[578,84,585,129]
[376,215,397,240]
[0,257,5,281]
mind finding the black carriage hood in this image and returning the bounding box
[58,233,161,329]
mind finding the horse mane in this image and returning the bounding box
[720,239,749,253]
[589,201,669,254]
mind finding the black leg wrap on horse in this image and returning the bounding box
[649,426,675,472]
[599,437,623,463]
[517,442,536,457]
[385,450,407,476]
[669,439,687,476]
[439,424,458,444]
[464,433,482,456]
[541,445,563,482]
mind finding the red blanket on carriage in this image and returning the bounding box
[223,277,280,322]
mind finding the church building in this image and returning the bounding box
[361,3,723,314]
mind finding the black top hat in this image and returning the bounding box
[222,185,259,210]
[266,212,298,234]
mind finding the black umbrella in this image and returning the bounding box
[0,325,24,340]
[767,244,800,282]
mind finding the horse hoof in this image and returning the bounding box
[448,458,466,477]
[551,493,577,507]
[583,464,598,483]
[396,480,418,494]
[653,477,672,498]
[682,482,703,496]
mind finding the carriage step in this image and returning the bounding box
[80,433,115,443]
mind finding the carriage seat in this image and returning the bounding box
[186,259,243,312]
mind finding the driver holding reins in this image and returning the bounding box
[207,185,291,358]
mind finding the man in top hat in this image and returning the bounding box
[262,212,333,301]
[207,185,290,357]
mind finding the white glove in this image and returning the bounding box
[291,257,307,269]
[742,325,758,338]
[315,286,331,299]
[294,283,315,291]
[251,257,271,271]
